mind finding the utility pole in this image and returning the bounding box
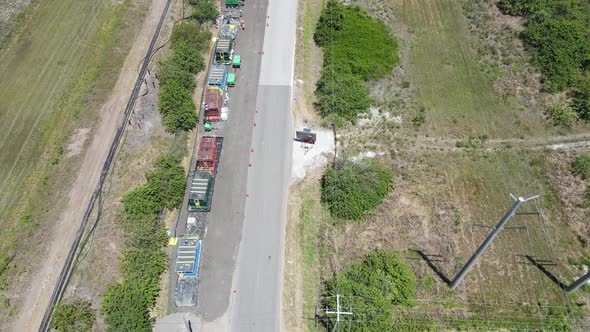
[325,294,353,331]
[566,271,590,293]
[449,194,540,290]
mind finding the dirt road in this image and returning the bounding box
[8,0,167,330]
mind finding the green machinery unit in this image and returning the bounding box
[188,172,214,211]
[227,73,236,87]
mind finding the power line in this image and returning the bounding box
[449,194,540,289]
[324,294,353,332]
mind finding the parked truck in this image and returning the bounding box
[196,136,222,172]
[204,87,223,122]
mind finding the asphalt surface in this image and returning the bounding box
[229,0,297,330]
[167,0,296,330]
[169,0,269,320]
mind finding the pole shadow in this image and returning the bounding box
[412,249,452,286]
[524,255,567,290]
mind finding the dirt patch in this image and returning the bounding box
[544,150,590,239]
[65,128,91,158]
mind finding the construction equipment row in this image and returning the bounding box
[174,1,246,307]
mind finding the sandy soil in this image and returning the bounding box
[7,0,167,330]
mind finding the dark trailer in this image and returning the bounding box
[188,172,214,212]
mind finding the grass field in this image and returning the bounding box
[0,0,151,318]
[286,0,590,330]
[0,0,115,220]
[374,0,554,138]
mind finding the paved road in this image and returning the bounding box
[171,0,271,324]
[229,0,297,330]
[166,0,296,330]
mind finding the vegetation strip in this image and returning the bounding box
[101,155,185,330]
[99,1,217,330]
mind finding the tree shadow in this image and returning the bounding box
[524,255,567,290]
[412,249,452,286]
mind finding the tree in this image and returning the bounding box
[191,0,218,24]
[159,79,193,116]
[171,41,205,74]
[159,60,196,90]
[148,155,187,208]
[170,20,211,51]
[121,183,162,222]
[51,299,95,332]
[322,251,416,332]
[163,97,197,132]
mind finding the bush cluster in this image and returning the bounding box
[572,154,590,206]
[314,0,398,122]
[101,155,185,331]
[498,0,590,117]
[546,102,577,128]
[321,160,393,220]
[158,20,211,132]
[573,154,590,180]
[321,251,416,331]
[51,299,95,332]
[189,0,218,24]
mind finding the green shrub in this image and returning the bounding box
[321,160,393,220]
[314,0,398,121]
[573,154,590,179]
[159,79,193,115]
[190,0,218,24]
[546,102,576,127]
[171,41,205,74]
[163,98,197,132]
[103,154,186,331]
[521,18,589,91]
[322,251,416,331]
[147,155,187,209]
[322,7,398,81]
[170,21,211,51]
[102,281,155,332]
[158,17,209,132]
[584,186,590,206]
[159,60,196,90]
[51,299,95,332]
[500,0,590,92]
[498,0,541,16]
[121,184,162,222]
[315,69,371,121]
[572,76,590,121]
[314,0,344,46]
[412,113,425,127]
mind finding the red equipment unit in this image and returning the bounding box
[204,88,222,122]
[197,136,219,172]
